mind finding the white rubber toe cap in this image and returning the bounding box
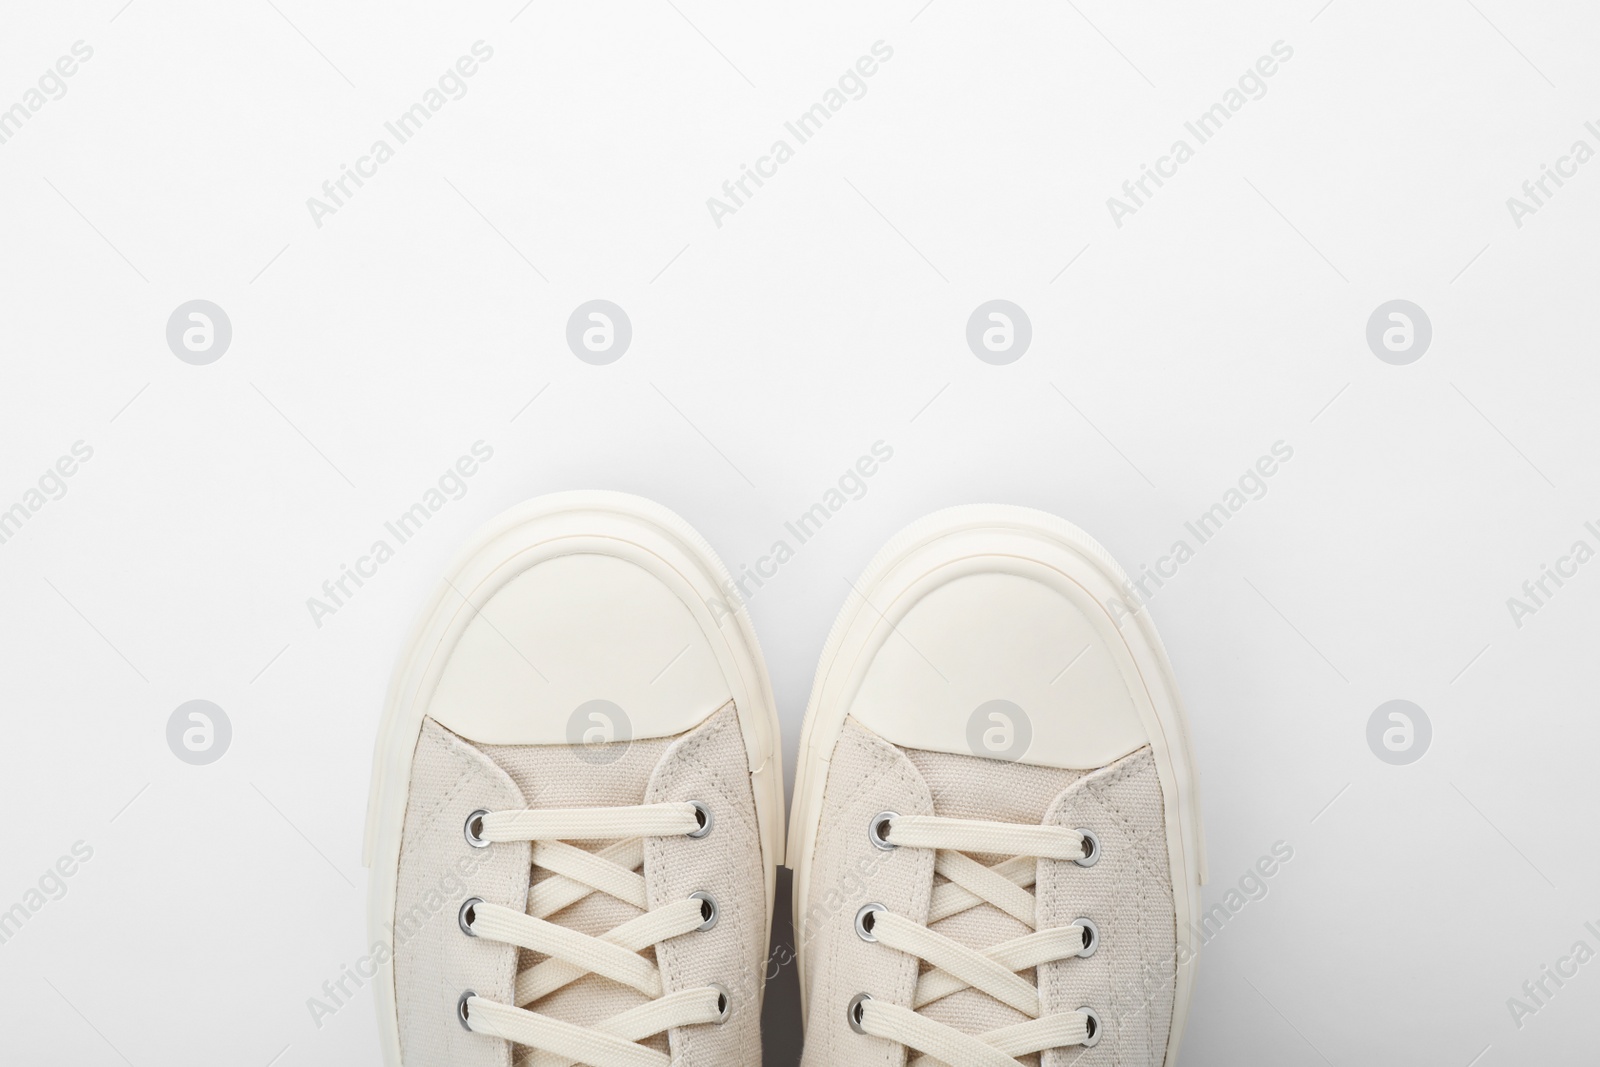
[430,551,731,746]
[850,563,1148,769]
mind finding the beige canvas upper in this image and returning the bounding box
[1037,747,1175,1066]
[392,716,531,1067]
[798,718,1176,1066]
[797,720,938,1067]
[390,703,767,1066]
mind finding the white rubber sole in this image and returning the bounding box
[363,491,786,1066]
[786,504,1206,1065]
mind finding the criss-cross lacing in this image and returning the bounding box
[848,812,1103,1067]
[456,801,730,1067]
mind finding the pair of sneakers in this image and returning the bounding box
[363,492,1205,1066]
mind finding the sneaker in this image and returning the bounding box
[364,491,785,1066]
[787,505,1205,1066]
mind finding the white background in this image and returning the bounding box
[2,1,1597,1064]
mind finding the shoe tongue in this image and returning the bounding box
[479,733,677,1050]
[901,747,1085,1065]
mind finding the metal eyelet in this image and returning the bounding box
[464,809,491,849]
[689,891,719,931]
[708,983,732,1024]
[457,990,477,1031]
[855,902,886,942]
[847,992,873,1035]
[1078,1005,1103,1047]
[459,897,483,937]
[1074,916,1099,958]
[687,801,714,838]
[867,811,898,851]
[1074,828,1101,868]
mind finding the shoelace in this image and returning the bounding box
[847,812,1103,1067]
[456,801,730,1067]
